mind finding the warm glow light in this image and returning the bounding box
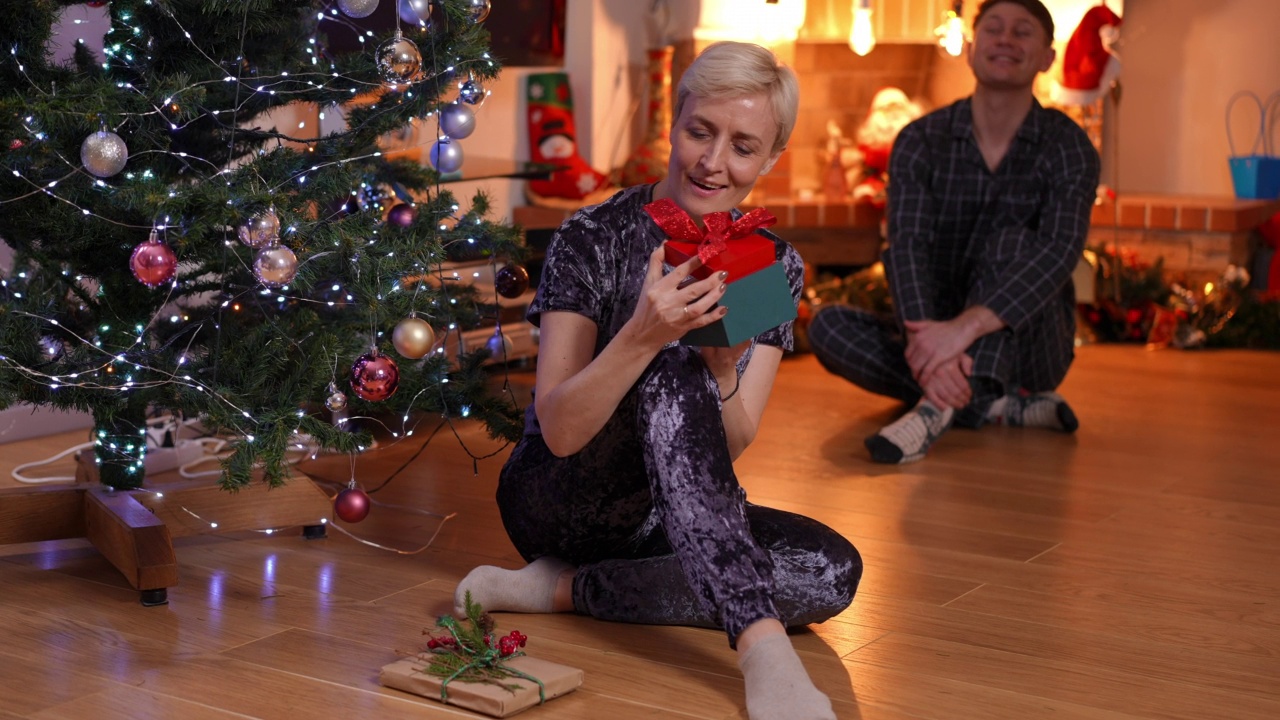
[849,0,876,56]
[1204,282,1215,295]
[936,7,966,58]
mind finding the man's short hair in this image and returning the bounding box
[973,0,1054,44]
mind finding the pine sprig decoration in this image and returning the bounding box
[418,592,542,703]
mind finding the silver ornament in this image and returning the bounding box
[466,0,491,23]
[253,244,298,287]
[325,390,348,412]
[429,139,464,174]
[337,0,379,19]
[438,103,476,139]
[458,78,484,105]
[237,207,280,248]
[80,130,128,178]
[376,31,422,86]
[398,0,432,25]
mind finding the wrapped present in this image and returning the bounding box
[645,198,797,347]
[380,653,584,717]
[380,596,584,717]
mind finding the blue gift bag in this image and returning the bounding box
[1227,91,1280,200]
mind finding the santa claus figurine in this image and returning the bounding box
[840,87,922,207]
[1053,3,1122,106]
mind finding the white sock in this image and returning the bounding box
[453,556,573,616]
[989,392,1078,432]
[865,399,954,463]
[738,634,835,720]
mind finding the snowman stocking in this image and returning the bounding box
[526,72,608,201]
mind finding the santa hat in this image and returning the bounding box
[1054,4,1122,106]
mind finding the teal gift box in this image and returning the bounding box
[678,261,796,347]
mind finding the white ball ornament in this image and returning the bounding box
[253,244,298,287]
[80,130,128,178]
[429,139,464,174]
[337,0,379,19]
[438,103,476,139]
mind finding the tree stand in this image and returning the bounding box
[0,455,332,606]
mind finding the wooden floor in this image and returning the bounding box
[2,344,1280,719]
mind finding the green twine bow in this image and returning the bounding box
[418,593,546,705]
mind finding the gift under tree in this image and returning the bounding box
[0,0,524,491]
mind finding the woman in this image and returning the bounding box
[456,42,860,720]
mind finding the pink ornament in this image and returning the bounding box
[351,351,399,401]
[386,203,418,228]
[334,487,371,523]
[130,238,177,287]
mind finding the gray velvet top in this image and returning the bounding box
[524,183,804,436]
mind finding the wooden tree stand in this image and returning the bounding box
[0,453,332,606]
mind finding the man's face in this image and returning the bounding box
[967,3,1055,91]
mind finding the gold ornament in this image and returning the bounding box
[392,316,436,359]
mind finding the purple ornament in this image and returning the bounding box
[387,203,418,228]
[130,237,178,287]
[485,331,512,358]
[351,351,400,402]
[494,263,530,298]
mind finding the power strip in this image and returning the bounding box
[144,440,206,475]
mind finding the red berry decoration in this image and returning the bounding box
[494,263,529,298]
[130,236,178,287]
[386,202,418,228]
[9,139,23,150]
[351,350,399,401]
[498,637,517,656]
[334,487,371,523]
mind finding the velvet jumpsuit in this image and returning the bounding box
[497,184,862,647]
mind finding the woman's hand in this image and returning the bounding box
[626,246,729,351]
[700,340,751,396]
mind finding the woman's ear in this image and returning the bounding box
[760,148,785,176]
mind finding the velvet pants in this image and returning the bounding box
[497,346,861,647]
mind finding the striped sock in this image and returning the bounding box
[992,392,1079,432]
[865,400,954,464]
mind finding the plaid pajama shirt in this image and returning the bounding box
[811,97,1100,427]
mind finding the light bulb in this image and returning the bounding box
[936,11,965,57]
[849,0,876,56]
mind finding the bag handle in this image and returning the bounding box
[1226,90,1265,158]
[1265,91,1280,157]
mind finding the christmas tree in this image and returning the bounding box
[0,0,524,491]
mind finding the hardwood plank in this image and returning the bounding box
[0,646,113,716]
[84,486,178,590]
[0,485,84,544]
[30,684,253,720]
[848,632,1280,720]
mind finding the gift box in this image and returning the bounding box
[663,235,775,281]
[380,653,584,718]
[675,260,797,347]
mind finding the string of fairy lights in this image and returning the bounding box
[1,0,528,550]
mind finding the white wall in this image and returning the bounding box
[1118,0,1280,195]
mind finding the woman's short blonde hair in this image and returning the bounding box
[673,42,799,155]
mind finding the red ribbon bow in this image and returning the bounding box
[643,198,777,263]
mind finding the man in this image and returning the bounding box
[809,0,1100,464]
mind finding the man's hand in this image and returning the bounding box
[919,354,974,409]
[904,317,977,385]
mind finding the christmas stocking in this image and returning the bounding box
[526,72,609,201]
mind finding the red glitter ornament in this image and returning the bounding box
[9,139,23,150]
[351,350,399,401]
[334,487,371,523]
[130,236,178,287]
